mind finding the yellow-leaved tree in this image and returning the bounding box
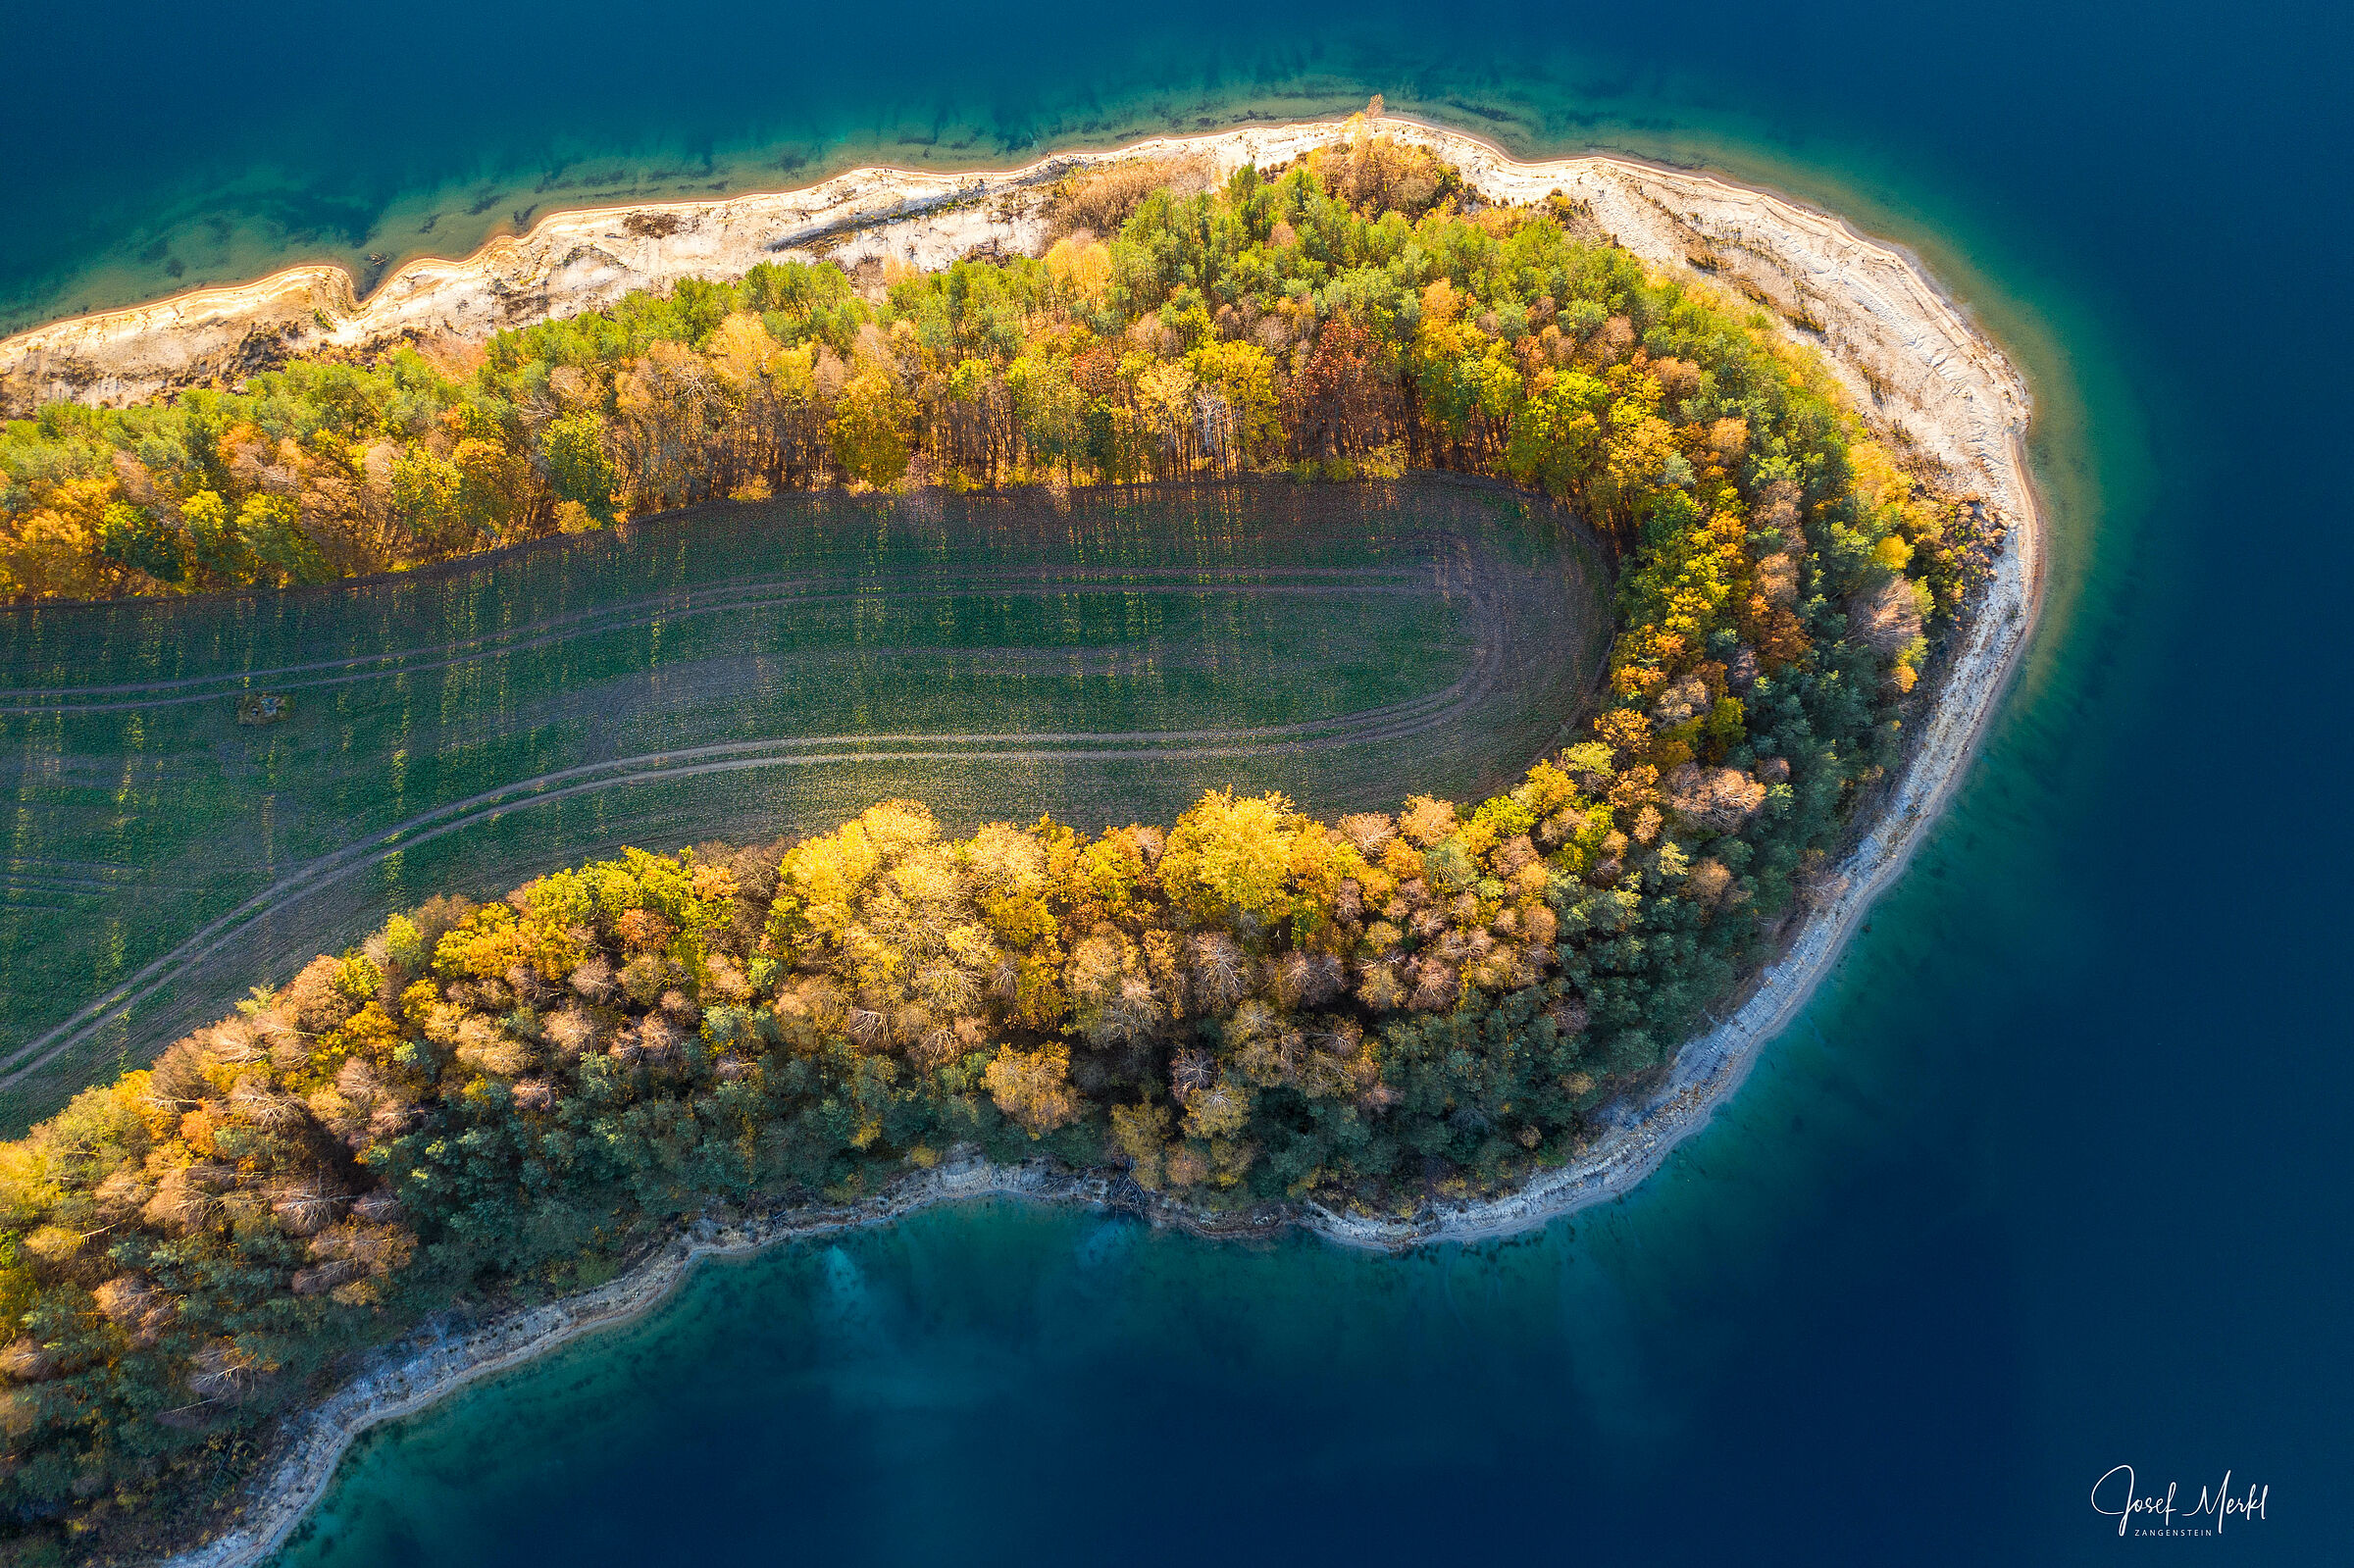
[984,1044,1078,1137]
[1156,790,1361,930]
[828,364,912,488]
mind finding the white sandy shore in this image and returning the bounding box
[118,118,2041,1567]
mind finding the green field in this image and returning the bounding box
[0,477,1608,1129]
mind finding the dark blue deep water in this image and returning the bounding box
[7,2,2349,1562]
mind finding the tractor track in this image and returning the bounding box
[0,565,1520,1088]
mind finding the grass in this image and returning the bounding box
[0,476,1610,1129]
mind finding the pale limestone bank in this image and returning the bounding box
[2,120,2027,511]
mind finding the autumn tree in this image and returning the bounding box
[828,363,912,488]
[985,1044,1079,1137]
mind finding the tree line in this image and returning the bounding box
[0,117,1996,661]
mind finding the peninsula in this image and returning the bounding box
[0,113,2039,1564]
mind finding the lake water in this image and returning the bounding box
[5,0,2349,1560]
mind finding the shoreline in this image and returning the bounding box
[65,118,2047,1565]
[0,92,1418,342]
[0,116,1924,358]
[2,117,2027,469]
[159,1159,1121,1568]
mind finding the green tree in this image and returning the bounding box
[998,356,1080,480]
[179,489,246,582]
[390,449,467,554]
[236,494,330,584]
[1505,371,1609,498]
[540,412,619,526]
[95,501,184,585]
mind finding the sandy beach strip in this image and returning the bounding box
[88,119,2046,1567]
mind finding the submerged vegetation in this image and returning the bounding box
[0,123,2005,1556]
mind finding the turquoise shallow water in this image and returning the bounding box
[5,0,2349,1560]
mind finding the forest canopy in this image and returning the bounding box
[0,123,2006,1558]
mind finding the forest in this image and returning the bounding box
[0,123,2004,1557]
